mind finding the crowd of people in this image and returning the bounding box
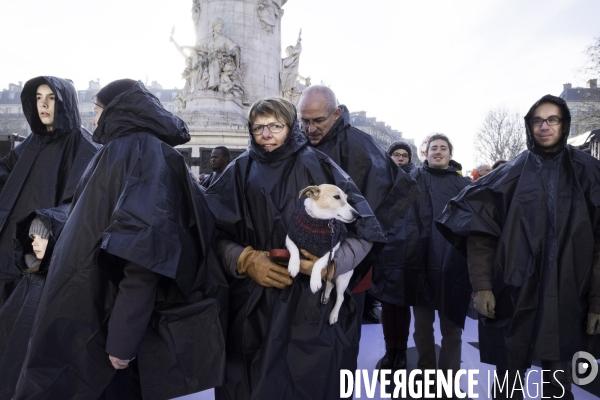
[0,76,598,400]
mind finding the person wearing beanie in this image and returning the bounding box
[387,140,415,173]
[26,217,50,271]
[0,206,67,399]
[0,76,100,307]
[17,79,227,400]
[370,141,418,375]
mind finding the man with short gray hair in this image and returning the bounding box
[298,85,419,349]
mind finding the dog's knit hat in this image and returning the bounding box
[29,217,49,240]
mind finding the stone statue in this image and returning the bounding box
[170,28,199,95]
[218,56,247,101]
[280,30,303,97]
[257,0,283,34]
[193,18,241,92]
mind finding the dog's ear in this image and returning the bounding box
[299,186,320,199]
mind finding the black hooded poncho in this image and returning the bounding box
[403,160,470,328]
[309,105,419,291]
[0,76,99,306]
[436,95,600,368]
[204,122,386,400]
[0,205,68,400]
[15,81,228,400]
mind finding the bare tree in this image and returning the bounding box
[474,108,527,165]
[581,36,600,77]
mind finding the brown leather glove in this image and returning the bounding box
[473,289,496,319]
[587,312,600,335]
[237,246,293,289]
[299,249,335,281]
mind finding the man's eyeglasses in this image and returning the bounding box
[391,152,409,159]
[300,109,336,128]
[251,122,286,136]
[531,116,562,127]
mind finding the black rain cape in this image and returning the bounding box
[402,160,470,328]
[15,81,228,399]
[309,105,419,289]
[0,76,99,306]
[204,122,386,400]
[436,95,600,368]
[0,204,68,400]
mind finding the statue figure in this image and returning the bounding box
[218,56,247,101]
[194,18,241,91]
[257,0,283,34]
[280,30,302,97]
[170,30,200,95]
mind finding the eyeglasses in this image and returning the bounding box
[300,109,336,128]
[250,122,286,136]
[391,152,409,159]
[531,116,562,127]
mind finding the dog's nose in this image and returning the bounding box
[351,210,359,218]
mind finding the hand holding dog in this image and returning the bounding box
[237,246,292,289]
[299,249,335,281]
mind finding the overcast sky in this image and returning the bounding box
[1,0,598,170]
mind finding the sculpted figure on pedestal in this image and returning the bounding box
[257,0,283,34]
[196,18,241,92]
[170,31,200,95]
[281,30,310,103]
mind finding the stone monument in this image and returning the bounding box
[172,0,305,174]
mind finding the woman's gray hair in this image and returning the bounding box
[248,97,297,128]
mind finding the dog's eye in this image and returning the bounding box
[334,195,341,200]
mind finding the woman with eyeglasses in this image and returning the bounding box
[204,97,385,400]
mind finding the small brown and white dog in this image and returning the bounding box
[286,184,358,325]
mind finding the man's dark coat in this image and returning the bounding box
[401,160,471,327]
[309,105,419,291]
[436,95,600,368]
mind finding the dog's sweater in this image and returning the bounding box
[287,205,348,257]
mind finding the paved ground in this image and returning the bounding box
[175,308,600,399]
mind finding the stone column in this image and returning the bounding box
[175,0,288,175]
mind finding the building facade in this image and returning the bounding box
[559,79,600,137]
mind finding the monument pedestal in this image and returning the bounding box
[176,91,249,176]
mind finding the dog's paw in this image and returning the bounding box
[321,292,330,304]
[329,311,339,325]
[288,259,300,277]
[310,275,322,293]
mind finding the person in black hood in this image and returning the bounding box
[298,85,419,333]
[15,80,228,400]
[404,134,470,378]
[203,97,386,400]
[0,205,68,400]
[388,140,415,173]
[370,140,417,373]
[436,95,600,399]
[0,76,99,307]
